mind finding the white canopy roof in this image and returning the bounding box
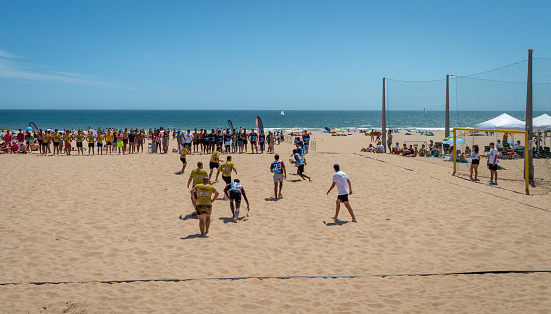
[533,114,551,132]
[473,113,526,131]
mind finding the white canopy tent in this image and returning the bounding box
[533,113,551,132]
[473,113,526,131]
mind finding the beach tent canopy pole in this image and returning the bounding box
[382,78,386,151]
[445,75,450,138]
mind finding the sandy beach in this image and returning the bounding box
[1,131,550,313]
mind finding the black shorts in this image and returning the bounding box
[180,158,187,164]
[41,142,47,146]
[187,143,192,148]
[298,164,305,172]
[88,143,94,148]
[260,142,265,147]
[193,140,199,144]
[229,190,242,202]
[337,194,349,203]
[489,163,498,171]
[472,159,479,165]
[106,142,112,146]
[222,176,232,184]
[210,162,219,169]
[251,140,256,145]
[243,140,248,144]
[77,142,83,148]
[53,142,60,146]
[97,143,103,147]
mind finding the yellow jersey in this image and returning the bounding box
[220,161,234,177]
[106,133,113,142]
[52,133,61,142]
[64,134,72,143]
[180,147,188,158]
[97,134,103,143]
[87,134,96,142]
[195,184,216,205]
[191,168,208,186]
[210,151,220,163]
[42,134,51,143]
[76,134,84,142]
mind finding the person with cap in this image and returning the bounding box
[326,164,357,223]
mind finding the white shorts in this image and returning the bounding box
[273,174,284,182]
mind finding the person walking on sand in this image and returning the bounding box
[187,161,209,216]
[326,164,357,223]
[218,155,237,184]
[191,177,219,236]
[470,144,480,181]
[224,179,250,223]
[179,144,194,173]
[209,149,221,180]
[270,154,286,199]
[488,142,499,185]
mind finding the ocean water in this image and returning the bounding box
[0,110,546,132]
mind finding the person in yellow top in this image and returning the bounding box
[63,131,73,156]
[190,177,219,236]
[218,155,237,184]
[209,150,221,180]
[75,131,85,155]
[87,132,96,155]
[187,162,209,216]
[179,146,194,174]
[52,129,61,155]
[105,131,113,155]
[42,130,51,155]
[96,132,104,155]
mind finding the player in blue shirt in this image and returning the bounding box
[223,179,250,223]
[290,149,311,182]
[270,154,287,199]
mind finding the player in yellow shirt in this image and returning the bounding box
[63,131,73,156]
[87,132,96,156]
[218,155,237,184]
[179,146,194,174]
[208,150,221,180]
[190,177,219,236]
[187,162,209,215]
[52,129,61,155]
[42,131,51,155]
[96,132,104,155]
[105,131,113,155]
[75,131,85,155]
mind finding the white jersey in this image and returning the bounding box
[333,171,349,195]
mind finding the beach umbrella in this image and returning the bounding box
[289,128,295,131]
[26,126,33,131]
[333,128,341,132]
[324,127,331,132]
[443,138,468,145]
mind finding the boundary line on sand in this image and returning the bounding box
[353,153,551,213]
[1,270,551,286]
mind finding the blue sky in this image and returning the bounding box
[1,0,550,110]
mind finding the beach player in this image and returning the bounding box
[249,129,258,153]
[218,155,237,184]
[51,129,61,155]
[190,177,219,236]
[387,130,393,153]
[105,130,113,155]
[209,149,221,180]
[188,161,209,215]
[303,131,310,154]
[179,145,194,174]
[259,132,265,153]
[326,164,357,223]
[193,129,200,153]
[488,142,499,185]
[290,149,311,182]
[63,131,73,155]
[270,154,287,199]
[74,131,84,155]
[87,131,96,155]
[42,130,51,155]
[96,132,104,155]
[470,145,480,181]
[224,179,250,223]
[184,130,194,151]
[242,129,248,153]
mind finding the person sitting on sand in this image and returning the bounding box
[406,146,418,157]
[360,144,374,152]
[418,144,429,157]
[464,146,471,157]
[401,144,410,156]
[374,142,385,153]
[392,142,400,154]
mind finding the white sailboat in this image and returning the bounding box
[280,109,285,116]
[424,107,426,114]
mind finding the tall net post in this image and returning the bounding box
[382,77,386,152]
[445,74,451,138]
[526,49,534,184]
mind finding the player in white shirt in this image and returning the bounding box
[487,142,499,185]
[326,164,357,223]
